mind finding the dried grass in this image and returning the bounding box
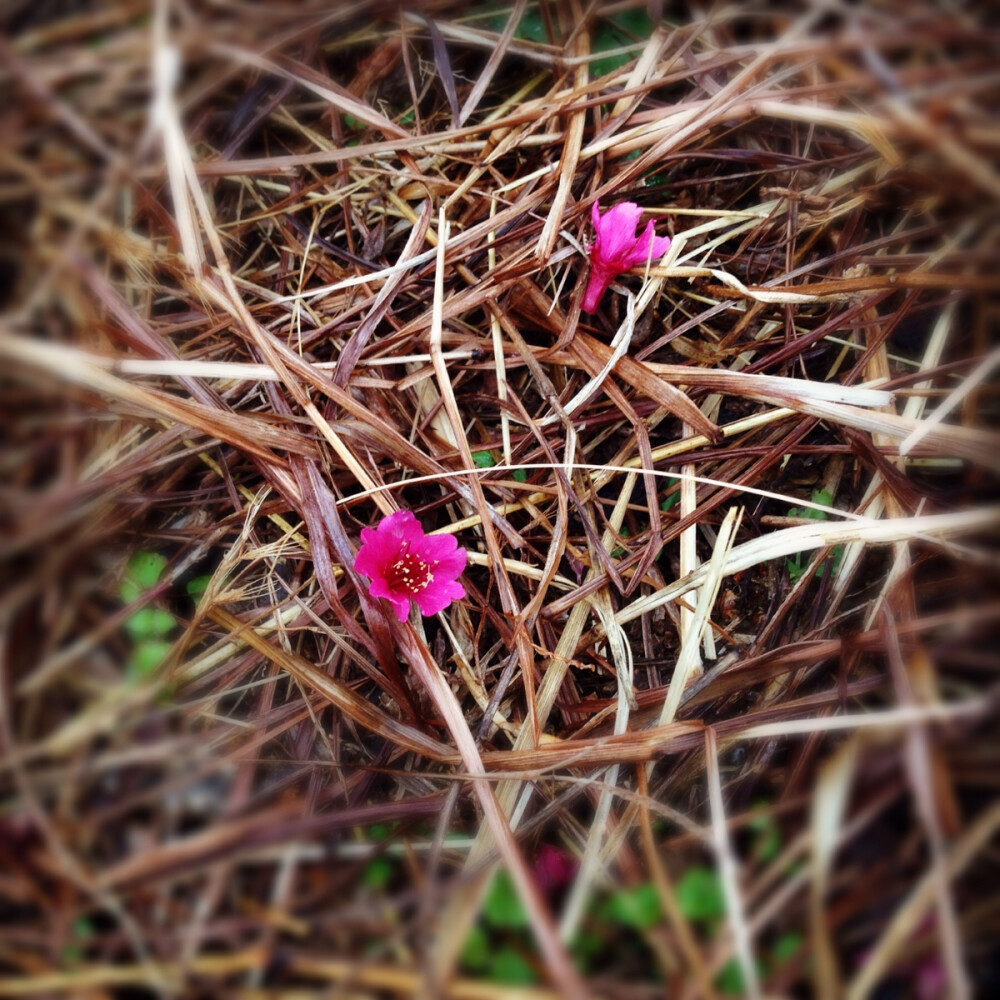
[2,1,998,997]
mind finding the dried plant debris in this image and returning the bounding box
[2,1,999,997]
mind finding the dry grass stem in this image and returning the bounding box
[3,2,997,996]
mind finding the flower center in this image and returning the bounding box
[386,547,435,595]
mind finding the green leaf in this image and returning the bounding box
[129,639,172,679]
[124,607,176,640]
[487,7,545,43]
[611,526,631,560]
[570,927,603,960]
[606,882,662,929]
[460,924,490,970]
[772,930,803,964]
[787,488,833,523]
[61,915,96,960]
[484,870,529,929]
[716,954,767,994]
[590,35,630,78]
[716,957,746,994]
[785,552,805,582]
[72,917,95,938]
[121,551,167,602]
[613,9,656,35]
[186,574,211,599]
[590,11,654,79]
[786,489,843,581]
[661,478,681,511]
[361,856,393,891]
[488,945,537,985]
[514,9,546,43]
[569,926,605,972]
[810,487,833,513]
[825,545,845,578]
[512,468,528,483]
[676,866,726,923]
[755,825,782,864]
[472,450,496,469]
[145,608,176,637]
[749,807,782,864]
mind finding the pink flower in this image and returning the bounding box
[353,510,466,622]
[533,843,578,893]
[582,201,671,312]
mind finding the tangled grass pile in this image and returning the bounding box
[2,2,999,997]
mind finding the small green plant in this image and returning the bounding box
[471,449,527,482]
[483,869,530,929]
[717,955,769,996]
[366,822,394,842]
[461,924,490,968]
[604,882,662,929]
[714,933,803,995]
[341,113,365,146]
[356,824,398,893]
[676,865,726,923]
[772,930,803,963]
[60,916,94,963]
[660,476,681,512]
[487,945,537,985]
[674,867,752,994]
[361,856,393,891]
[185,574,212,600]
[611,526,631,560]
[785,488,844,582]
[591,11,655,79]
[486,6,546,43]
[673,861,802,993]
[748,803,782,864]
[120,552,176,680]
[460,870,538,984]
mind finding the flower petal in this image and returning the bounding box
[651,234,672,258]
[624,221,670,268]
[413,577,466,616]
[416,530,462,563]
[380,509,423,544]
[438,548,468,583]
[353,526,393,578]
[594,202,644,263]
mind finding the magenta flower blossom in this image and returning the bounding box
[582,201,671,312]
[533,843,578,894]
[353,510,467,622]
